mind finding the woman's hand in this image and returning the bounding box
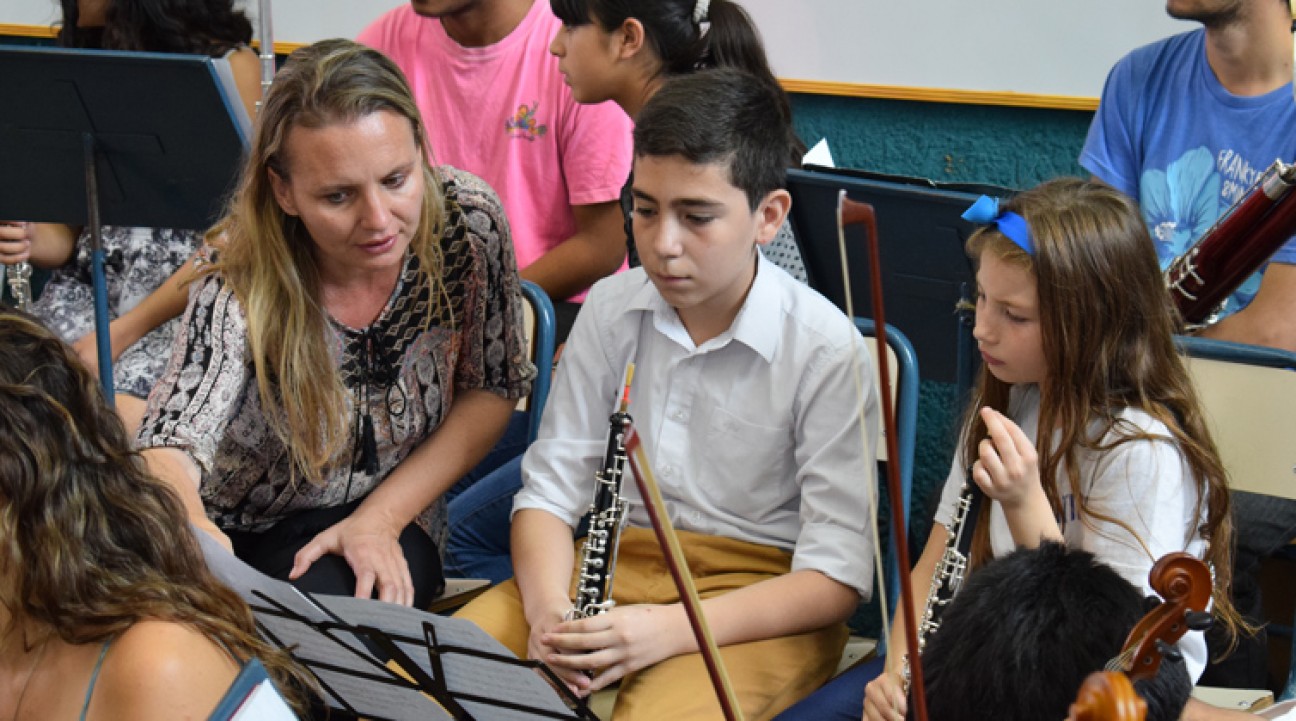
[290,510,415,607]
[862,666,907,721]
[541,604,687,694]
[0,222,32,265]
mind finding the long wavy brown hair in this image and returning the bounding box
[205,39,449,483]
[960,178,1243,644]
[0,310,313,713]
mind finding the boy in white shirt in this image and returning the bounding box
[456,68,879,721]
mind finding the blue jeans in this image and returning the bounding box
[443,411,529,583]
[444,454,524,583]
[773,655,883,720]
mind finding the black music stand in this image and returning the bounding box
[787,166,1019,399]
[196,532,599,721]
[0,45,250,400]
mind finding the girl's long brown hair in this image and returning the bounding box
[0,311,313,713]
[961,178,1242,644]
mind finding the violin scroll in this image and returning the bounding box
[1111,552,1212,682]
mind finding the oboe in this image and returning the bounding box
[568,364,635,621]
[905,469,983,687]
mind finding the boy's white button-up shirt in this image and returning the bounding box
[516,254,879,598]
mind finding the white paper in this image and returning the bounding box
[230,680,297,720]
[803,138,835,168]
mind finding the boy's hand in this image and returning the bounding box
[971,407,1044,510]
[526,602,592,696]
[542,604,686,693]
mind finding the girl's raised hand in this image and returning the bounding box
[973,407,1064,547]
[971,406,1043,509]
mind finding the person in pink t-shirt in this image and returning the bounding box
[360,0,633,584]
[359,0,633,319]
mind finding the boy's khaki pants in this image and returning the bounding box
[455,527,849,721]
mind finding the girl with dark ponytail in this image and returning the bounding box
[548,0,806,274]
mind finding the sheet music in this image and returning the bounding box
[195,528,594,721]
[196,531,453,720]
[314,595,582,720]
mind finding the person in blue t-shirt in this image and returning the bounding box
[1080,0,1296,696]
[1081,0,1296,351]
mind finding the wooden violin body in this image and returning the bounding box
[1069,672,1147,721]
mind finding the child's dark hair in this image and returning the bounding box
[916,542,1191,721]
[551,0,774,83]
[549,0,802,156]
[57,0,252,54]
[633,67,791,210]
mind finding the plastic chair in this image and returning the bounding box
[831,318,918,673]
[1177,335,1296,700]
[519,279,556,443]
[854,318,919,613]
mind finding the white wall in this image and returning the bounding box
[4,0,1195,98]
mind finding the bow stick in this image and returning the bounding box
[837,191,929,721]
[622,429,744,721]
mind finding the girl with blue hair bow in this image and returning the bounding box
[778,177,1244,721]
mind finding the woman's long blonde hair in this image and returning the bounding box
[961,178,1242,643]
[0,311,313,713]
[207,39,447,483]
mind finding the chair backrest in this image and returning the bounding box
[1177,335,1296,501]
[854,317,920,612]
[519,280,556,444]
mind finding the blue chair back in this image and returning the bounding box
[520,280,556,444]
[854,318,919,618]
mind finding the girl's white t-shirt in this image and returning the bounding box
[935,384,1210,681]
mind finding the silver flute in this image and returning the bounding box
[6,260,31,311]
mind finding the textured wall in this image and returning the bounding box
[791,93,1094,189]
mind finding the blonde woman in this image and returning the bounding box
[138,39,535,609]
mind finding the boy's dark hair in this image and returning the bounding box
[915,542,1191,721]
[632,67,795,210]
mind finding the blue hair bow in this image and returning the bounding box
[961,195,1034,255]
